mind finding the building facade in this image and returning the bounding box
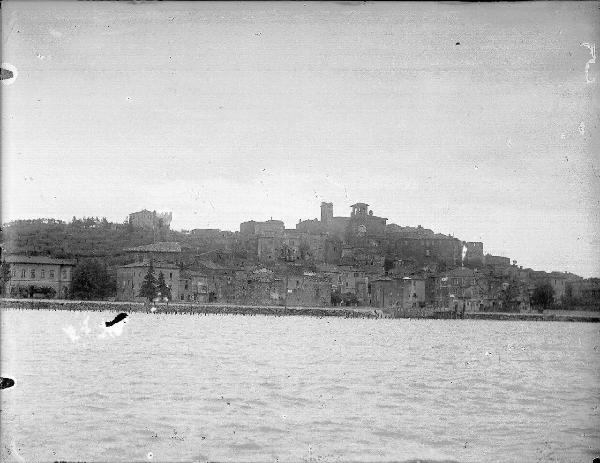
[116,261,180,302]
[3,255,76,299]
[129,209,172,230]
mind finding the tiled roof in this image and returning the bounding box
[120,261,180,269]
[3,255,77,266]
[195,260,229,271]
[124,242,181,253]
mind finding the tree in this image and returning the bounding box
[531,283,554,310]
[500,281,521,309]
[156,271,171,301]
[384,257,395,274]
[298,241,311,260]
[342,292,359,306]
[331,289,342,306]
[0,262,11,296]
[138,262,157,302]
[72,259,116,300]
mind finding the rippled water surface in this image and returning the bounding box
[1,309,599,462]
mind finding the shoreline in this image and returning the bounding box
[1,298,599,322]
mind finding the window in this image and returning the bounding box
[41,269,45,279]
[30,269,36,279]
[21,269,26,278]
[11,269,16,277]
[170,273,173,279]
[62,269,67,279]
[49,270,55,279]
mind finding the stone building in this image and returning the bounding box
[297,202,388,249]
[3,255,76,299]
[178,270,210,303]
[240,219,285,236]
[386,233,463,267]
[129,209,172,230]
[116,261,180,302]
[529,271,567,301]
[369,276,425,309]
[464,241,484,267]
[435,267,481,310]
[124,242,182,265]
[569,278,600,305]
[284,273,332,307]
[345,203,387,247]
[484,254,511,268]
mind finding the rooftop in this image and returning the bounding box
[124,242,182,253]
[120,261,179,269]
[3,255,77,266]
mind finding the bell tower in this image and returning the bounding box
[320,202,333,226]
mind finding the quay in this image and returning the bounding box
[0,299,598,322]
[0,298,380,319]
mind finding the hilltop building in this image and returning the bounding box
[297,202,387,246]
[129,209,172,230]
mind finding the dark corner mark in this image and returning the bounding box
[1,68,14,80]
[1,377,15,389]
[105,312,128,327]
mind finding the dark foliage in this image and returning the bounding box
[0,262,10,295]
[138,262,157,302]
[331,289,342,306]
[531,283,554,308]
[10,285,56,298]
[72,259,116,300]
[156,271,172,301]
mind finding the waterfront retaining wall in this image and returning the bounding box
[0,298,379,319]
[0,299,598,322]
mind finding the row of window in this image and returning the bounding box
[12,268,68,280]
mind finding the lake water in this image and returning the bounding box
[1,309,599,462]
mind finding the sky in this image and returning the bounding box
[1,1,599,277]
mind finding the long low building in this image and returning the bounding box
[3,255,77,299]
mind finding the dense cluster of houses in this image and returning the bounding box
[2,202,599,312]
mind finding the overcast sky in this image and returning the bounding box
[2,1,599,277]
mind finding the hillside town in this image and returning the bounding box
[1,201,599,315]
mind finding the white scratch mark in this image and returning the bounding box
[98,319,127,339]
[579,121,585,135]
[580,42,596,83]
[63,325,80,343]
[81,315,91,335]
[10,439,26,463]
[506,137,512,148]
